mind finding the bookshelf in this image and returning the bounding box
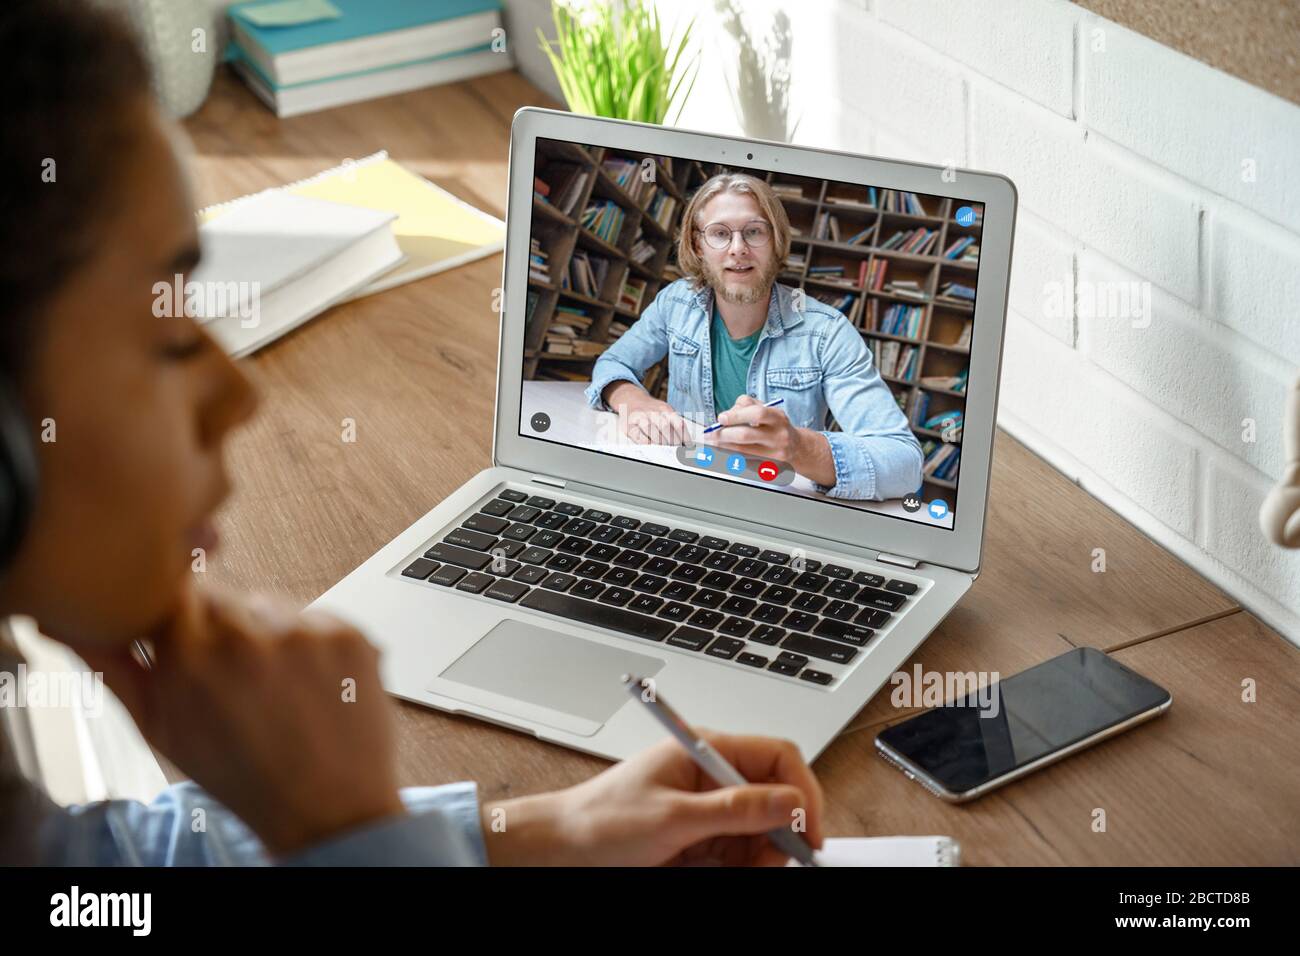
[526,142,981,509]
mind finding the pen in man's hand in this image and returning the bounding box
[702,398,785,435]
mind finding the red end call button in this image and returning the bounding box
[757,461,780,481]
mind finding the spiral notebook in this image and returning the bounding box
[788,835,962,867]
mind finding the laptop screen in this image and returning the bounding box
[519,136,984,531]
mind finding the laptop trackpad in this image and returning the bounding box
[427,620,665,737]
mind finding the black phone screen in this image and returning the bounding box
[876,647,1170,794]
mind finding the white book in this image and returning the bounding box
[187,191,402,358]
[233,47,509,119]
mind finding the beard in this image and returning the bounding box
[703,255,783,305]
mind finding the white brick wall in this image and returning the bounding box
[507,0,1300,643]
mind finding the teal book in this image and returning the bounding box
[229,0,503,53]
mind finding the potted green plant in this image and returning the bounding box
[537,0,699,124]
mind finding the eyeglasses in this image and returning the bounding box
[699,219,773,249]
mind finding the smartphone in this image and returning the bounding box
[874,647,1172,802]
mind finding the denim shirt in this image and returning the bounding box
[15,780,489,866]
[585,278,923,500]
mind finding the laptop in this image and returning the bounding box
[311,107,1017,761]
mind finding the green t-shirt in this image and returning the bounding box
[710,306,762,415]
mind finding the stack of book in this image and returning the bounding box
[920,369,969,394]
[228,0,512,118]
[937,280,976,303]
[884,278,927,300]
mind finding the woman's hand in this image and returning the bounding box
[714,394,837,487]
[481,731,825,866]
[74,585,406,857]
[603,380,692,445]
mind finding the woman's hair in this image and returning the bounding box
[674,172,793,292]
[0,0,152,385]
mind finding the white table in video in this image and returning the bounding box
[519,380,950,526]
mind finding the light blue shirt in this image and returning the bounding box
[586,279,923,500]
[30,781,488,866]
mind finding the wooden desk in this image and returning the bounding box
[185,69,1300,865]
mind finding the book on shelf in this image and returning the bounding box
[647,189,677,229]
[921,441,961,480]
[878,226,940,256]
[772,183,806,199]
[937,281,975,302]
[875,303,924,338]
[844,223,874,246]
[813,291,860,324]
[909,389,930,426]
[867,258,888,291]
[619,277,648,313]
[786,250,807,270]
[919,368,968,393]
[528,237,550,283]
[543,162,588,216]
[924,409,964,441]
[953,319,973,348]
[824,193,876,210]
[878,189,928,216]
[629,229,657,264]
[862,297,880,330]
[562,249,610,298]
[960,244,979,262]
[601,157,649,201]
[942,235,975,259]
[884,279,927,300]
[869,338,919,381]
[581,200,626,244]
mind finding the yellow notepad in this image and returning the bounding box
[201,150,505,297]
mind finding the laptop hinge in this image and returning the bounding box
[876,552,920,570]
[530,474,567,490]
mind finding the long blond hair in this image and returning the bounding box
[675,172,792,291]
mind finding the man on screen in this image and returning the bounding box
[584,172,923,501]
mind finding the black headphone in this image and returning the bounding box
[0,380,38,571]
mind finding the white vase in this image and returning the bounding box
[102,0,226,118]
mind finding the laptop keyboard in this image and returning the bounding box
[398,488,925,688]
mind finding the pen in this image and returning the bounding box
[620,673,819,866]
[702,398,784,435]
